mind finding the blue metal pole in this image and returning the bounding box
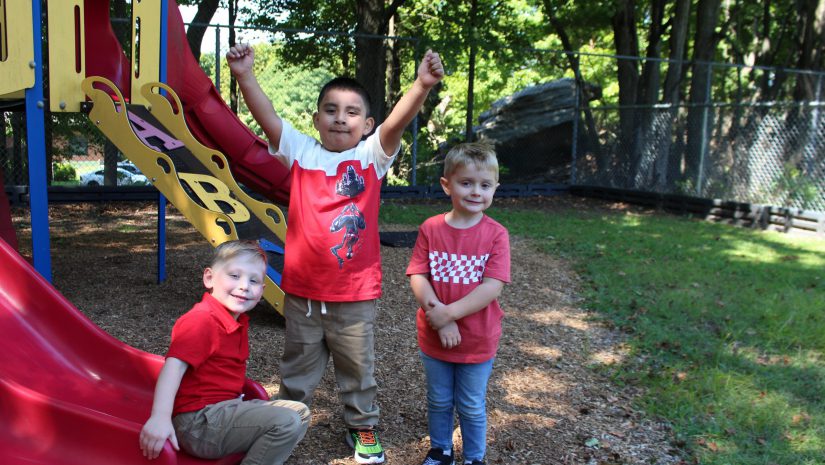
[26,0,51,281]
[157,0,169,283]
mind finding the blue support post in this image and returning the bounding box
[157,0,169,283]
[26,0,51,281]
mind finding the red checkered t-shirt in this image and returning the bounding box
[406,214,511,363]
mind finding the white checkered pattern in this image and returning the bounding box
[429,251,489,284]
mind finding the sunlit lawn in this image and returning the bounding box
[380,197,825,465]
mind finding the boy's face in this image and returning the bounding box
[203,255,266,319]
[313,88,375,152]
[440,163,499,219]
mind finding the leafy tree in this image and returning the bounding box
[240,0,406,123]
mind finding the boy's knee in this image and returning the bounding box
[278,409,308,441]
[275,401,310,436]
[455,399,485,419]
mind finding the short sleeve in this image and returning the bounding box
[166,311,217,369]
[268,119,314,168]
[483,226,511,284]
[405,223,431,276]
[365,125,399,179]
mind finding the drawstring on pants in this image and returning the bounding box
[305,299,328,318]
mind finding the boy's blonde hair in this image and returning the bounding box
[211,240,268,268]
[443,142,499,181]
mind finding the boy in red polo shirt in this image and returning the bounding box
[139,240,309,465]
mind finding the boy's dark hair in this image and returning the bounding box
[317,77,372,117]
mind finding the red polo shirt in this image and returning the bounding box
[167,292,250,416]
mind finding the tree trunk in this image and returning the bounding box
[685,0,722,192]
[611,0,640,186]
[629,0,666,188]
[45,109,53,185]
[355,0,389,124]
[656,0,690,190]
[11,113,24,184]
[104,140,119,186]
[465,0,478,142]
[794,0,825,101]
[542,0,604,175]
[185,0,220,63]
[229,0,238,114]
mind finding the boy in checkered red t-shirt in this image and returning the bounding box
[406,143,510,465]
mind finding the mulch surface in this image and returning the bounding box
[10,195,684,465]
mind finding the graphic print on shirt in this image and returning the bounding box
[429,250,489,284]
[330,202,366,268]
[336,165,365,198]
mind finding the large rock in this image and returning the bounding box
[475,78,599,183]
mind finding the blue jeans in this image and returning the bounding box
[420,351,494,462]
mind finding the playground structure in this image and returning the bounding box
[0,1,296,463]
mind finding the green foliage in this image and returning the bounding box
[49,114,106,161]
[380,199,825,465]
[774,163,819,209]
[205,44,335,138]
[52,162,77,182]
[239,0,353,75]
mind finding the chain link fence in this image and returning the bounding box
[572,58,825,212]
[3,18,824,213]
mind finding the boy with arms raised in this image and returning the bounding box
[406,143,511,465]
[140,240,309,465]
[227,43,444,464]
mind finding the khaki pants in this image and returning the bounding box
[278,295,379,428]
[173,397,309,465]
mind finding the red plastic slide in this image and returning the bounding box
[165,0,291,205]
[0,239,268,465]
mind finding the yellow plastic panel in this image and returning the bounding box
[82,76,286,313]
[0,0,35,95]
[47,0,85,112]
[130,0,161,106]
[141,82,288,311]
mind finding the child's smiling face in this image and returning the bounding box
[313,88,375,153]
[203,255,266,318]
[441,163,499,222]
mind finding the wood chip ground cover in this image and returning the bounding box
[11,197,685,465]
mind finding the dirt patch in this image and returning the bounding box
[11,196,684,464]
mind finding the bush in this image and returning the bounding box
[53,163,77,182]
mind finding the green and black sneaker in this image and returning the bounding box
[346,428,385,464]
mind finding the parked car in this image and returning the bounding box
[80,167,148,186]
[117,162,151,185]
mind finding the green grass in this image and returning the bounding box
[380,199,825,465]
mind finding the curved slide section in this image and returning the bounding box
[0,238,268,465]
[81,0,291,204]
[163,0,291,205]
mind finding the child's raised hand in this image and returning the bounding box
[417,50,444,89]
[139,416,179,460]
[226,43,255,79]
[438,321,462,349]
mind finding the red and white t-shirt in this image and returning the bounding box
[270,120,397,302]
[406,214,511,363]
[167,292,249,416]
